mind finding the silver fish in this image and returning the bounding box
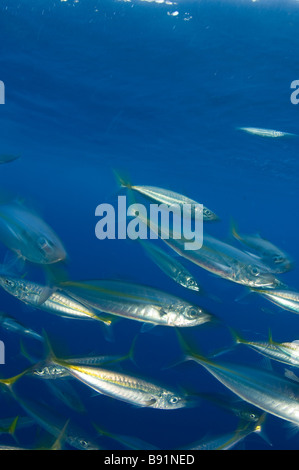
[0,311,43,342]
[180,415,267,450]
[29,350,136,380]
[0,201,66,264]
[164,235,280,289]
[140,240,202,292]
[115,172,218,222]
[52,357,189,410]
[179,335,299,425]
[231,220,293,274]
[0,275,111,325]
[60,279,214,327]
[237,127,295,138]
[252,287,299,314]
[129,209,280,289]
[231,329,299,368]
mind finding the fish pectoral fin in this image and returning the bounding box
[144,398,157,407]
[140,323,156,334]
[157,306,169,317]
[284,368,299,383]
[37,286,56,306]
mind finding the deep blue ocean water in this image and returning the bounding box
[0,0,299,451]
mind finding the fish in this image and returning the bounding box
[251,287,299,314]
[237,127,296,138]
[201,233,280,273]
[60,279,214,327]
[42,339,190,410]
[0,200,66,264]
[129,208,281,289]
[230,328,299,368]
[26,338,138,380]
[0,155,20,164]
[195,391,263,423]
[231,220,293,274]
[0,275,112,325]
[50,362,189,409]
[0,367,101,450]
[139,240,202,292]
[179,414,268,450]
[177,332,299,425]
[8,392,102,450]
[0,311,44,342]
[165,238,281,288]
[115,171,219,222]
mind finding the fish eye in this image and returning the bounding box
[273,255,283,264]
[79,439,89,448]
[250,266,260,276]
[204,209,211,216]
[186,307,199,319]
[5,279,15,288]
[169,396,179,404]
[38,237,54,253]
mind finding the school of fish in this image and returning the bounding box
[0,142,298,450]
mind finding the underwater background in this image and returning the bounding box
[0,0,299,451]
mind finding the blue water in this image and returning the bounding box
[0,0,299,451]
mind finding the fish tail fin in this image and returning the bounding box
[51,419,70,450]
[230,218,242,241]
[113,169,133,189]
[93,422,112,439]
[122,334,139,366]
[8,416,19,437]
[254,413,272,447]
[0,368,30,388]
[102,333,139,365]
[19,338,41,365]
[41,329,60,365]
[227,326,247,346]
[93,311,115,327]
[175,329,209,365]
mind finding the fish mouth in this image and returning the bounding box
[186,285,201,292]
[208,214,220,222]
[268,278,286,289]
[283,261,295,272]
[253,274,282,289]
